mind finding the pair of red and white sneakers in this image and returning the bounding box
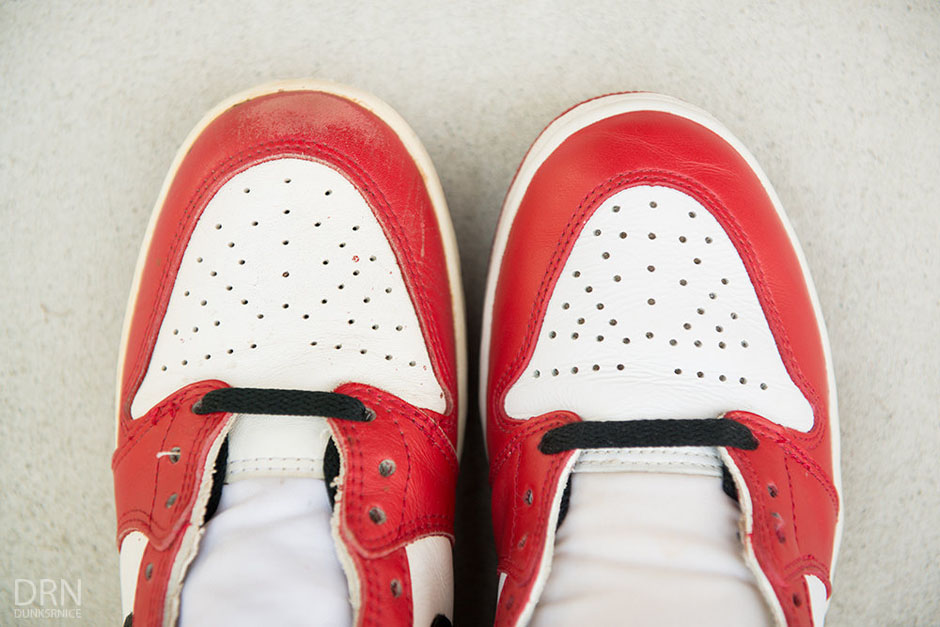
[113,82,841,627]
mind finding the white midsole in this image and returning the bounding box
[114,79,467,456]
[477,92,842,587]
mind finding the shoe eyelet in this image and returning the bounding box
[378,459,396,477]
[144,563,153,580]
[165,493,178,508]
[363,408,377,422]
[390,579,403,597]
[368,506,386,525]
[523,489,533,506]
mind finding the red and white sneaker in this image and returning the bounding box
[113,81,465,626]
[481,94,841,626]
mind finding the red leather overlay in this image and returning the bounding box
[489,412,579,625]
[486,106,838,625]
[726,411,837,626]
[112,380,230,624]
[114,88,459,626]
[331,383,458,627]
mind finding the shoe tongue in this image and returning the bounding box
[224,414,333,482]
[573,441,724,478]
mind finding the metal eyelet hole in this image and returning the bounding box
[792,593,802,607]
[363,408,377,422]
[390,579,403,597]
[767,484,778,498]
[165,493,178,508]
[168,447,181,463]
[524,489,533,505]
[368,506,387,525]
[144,563,153,580]
[378,459,396,477]
[517,533,527,549]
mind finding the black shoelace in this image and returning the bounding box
[192,387,374,421]
[538,418,758,454]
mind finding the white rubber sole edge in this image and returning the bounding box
[478,92,842,622]
[114,79,468,456]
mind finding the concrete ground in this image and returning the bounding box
[1,1,938,625]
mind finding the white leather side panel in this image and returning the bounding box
[806,574,830,626]
[505,185,813,434]
[132,158,444,418]
[406,536,454,626]
[119,531,148,619]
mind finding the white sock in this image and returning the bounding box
[532,471,771,626]
[179,476,351,627]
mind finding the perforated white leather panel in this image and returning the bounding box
[504,185,813,434]
[132,158,444,418]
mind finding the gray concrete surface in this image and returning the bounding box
[1,1,938,625]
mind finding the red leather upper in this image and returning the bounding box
[331,383,458,627]
[486,106,838,626]
[114,88,459,626]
